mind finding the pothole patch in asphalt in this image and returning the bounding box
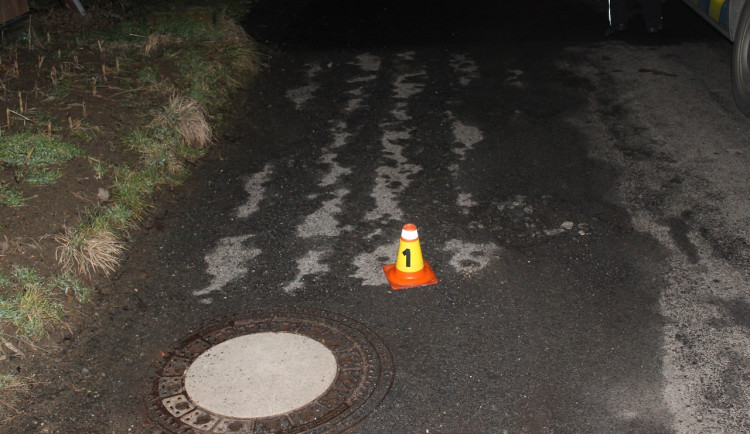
[144,307,395,433]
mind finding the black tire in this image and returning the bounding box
[732,0,750,115]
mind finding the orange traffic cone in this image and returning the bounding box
[383,223,438,290]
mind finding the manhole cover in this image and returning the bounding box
[144,307,395,433]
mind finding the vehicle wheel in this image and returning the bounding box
[732,0,750,115]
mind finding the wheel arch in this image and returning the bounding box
[730,0,749,40]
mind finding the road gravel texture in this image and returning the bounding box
[572,39,750,431]
[4,0,750,432]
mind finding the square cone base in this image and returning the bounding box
[382,261,439,290]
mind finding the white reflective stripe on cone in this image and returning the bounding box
[401,228,419,241]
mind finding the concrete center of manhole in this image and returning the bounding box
[184,332,338,419]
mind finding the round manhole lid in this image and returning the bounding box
[144,307,395,433]
[185,332,338,418]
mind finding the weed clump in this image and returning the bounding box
[54,211,125,278]
[151,94,212,150]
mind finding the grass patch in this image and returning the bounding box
[0,184,30,208]
[124,128,187,178]
[137,65,158,85]
[0,267,90,342]
[121,94,212,191]
[0,133,82,167]
[22,167,61,185]
[88,157,108,180]
[0,133,83,185]
[144,16,263,109]
[0,268,66,340]
[111,164,156,214]
[50,272,90,302]
[102,202,138,233]
[150,17,217,41]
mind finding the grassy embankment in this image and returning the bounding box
[0,4,263,415]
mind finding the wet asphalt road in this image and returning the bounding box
[8,0,750,432]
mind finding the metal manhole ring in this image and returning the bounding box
[144,307,395,433]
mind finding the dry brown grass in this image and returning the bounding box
[54,225,124,278]
[144,33,183,56]
[219,15,250,42]
[151,94,212,149]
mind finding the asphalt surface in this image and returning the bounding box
[7,0,750,432]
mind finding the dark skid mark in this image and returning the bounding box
[638,68,679,77]
[667,215,700,264]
